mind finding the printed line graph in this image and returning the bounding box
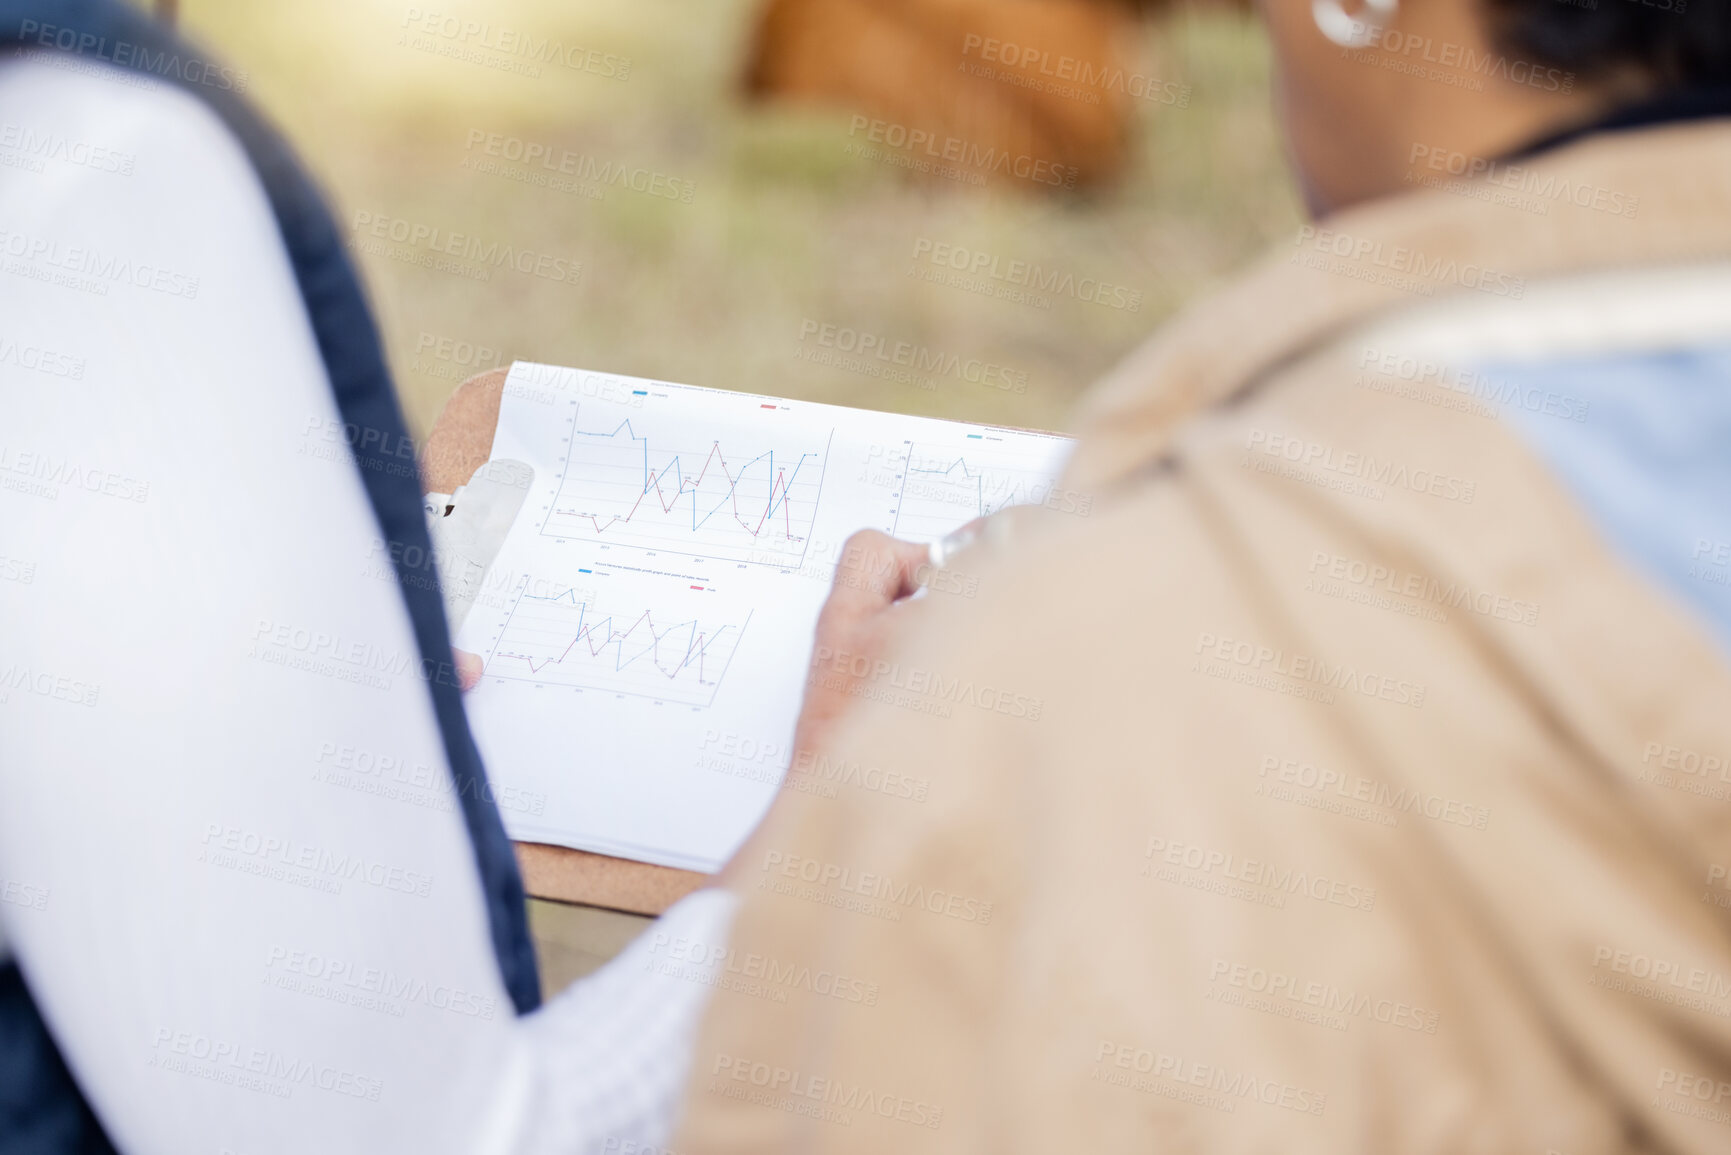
[486,584,750,706]
[540,414,832,567]
[890,440,1063,542]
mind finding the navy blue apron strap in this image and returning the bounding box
[0,962,114,1155]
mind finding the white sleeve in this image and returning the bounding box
[0,53,729,1155]
[520,888,739,1155]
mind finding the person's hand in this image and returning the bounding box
[720,526,969,883]
[453,648,483,692]
[793,529,931,754]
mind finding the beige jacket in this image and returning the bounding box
[675,119,1731,1154]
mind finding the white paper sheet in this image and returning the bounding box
[454,362,1073,871]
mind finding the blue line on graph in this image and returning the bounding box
[573,419,819,536]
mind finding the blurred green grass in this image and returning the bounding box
[179,0,1301,439]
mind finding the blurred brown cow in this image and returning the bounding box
[744,0,1160,191]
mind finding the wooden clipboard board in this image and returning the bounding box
[420,366,709,916]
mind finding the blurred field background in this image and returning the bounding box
[177,0,1301,441]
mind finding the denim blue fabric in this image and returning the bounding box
[1486,344,1731,653]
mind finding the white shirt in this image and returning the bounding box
[0,51,730,1155]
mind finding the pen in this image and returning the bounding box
[926,518,984,571]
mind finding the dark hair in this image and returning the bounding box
[1484,0,1731,90]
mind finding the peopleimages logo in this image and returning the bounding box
[1654,1068,1731,1128]
[1207,958,1441,1034]
[1306,549,1538,627]
[797,319,1028,394]
[200,822,435,898]
[1093,1040,1327,1116]
[0,228,201,299]
[1342,25,1574,94]
[0,122,134,175]
[1193,629,1427,709]
[1590,945,1731,999]
[709,1053,944,1130]
[1691,538,1731,589]
[1257,753,1492,829]
[847,115,1078,189]
[149,1027,382,1101]
[646,930,882,1006]
[809,644,1045,719]
[0,664,100,708]
[1244,429,1478,505]
[264,944,499,1020]
[312,739,547,817]
[0,445,151,504]
[760,850,994,924]
[248,616,469,692]
[1406,143,1638,219]
[958,34,1191,108]
[399,8,631,80]
[1294,225,1526,297]
[1356,345,1589,422]
[1143,835,1378,911]
[462,130,696,203]
[1641,740,1730,783]
[0,879,49,911]
[349,211,581,286]
[910,238,1142,312]
[0,554,36,585]
[0,334,86,379]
